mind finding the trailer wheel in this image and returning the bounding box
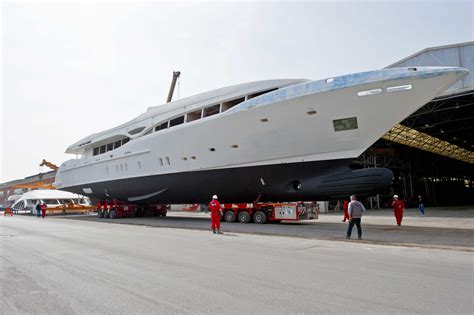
[97,210,104,218]
[253,211,267,224]
[109,209,117,219]
[238,211,251,223]
[224,211,236,223]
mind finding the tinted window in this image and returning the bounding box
[333,117,358,132]
[187,109,202,122]
[99,145,106,154]
[106,143,113,152]
[93,147,99,156]
[128,126,146,135]
[114,140,122,149]
[169,116,184,127]
[222,97,245,111]
[203,104,220,117]
[122,138,130,145]
[155,122,168,132]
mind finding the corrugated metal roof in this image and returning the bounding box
[387,41,473,96]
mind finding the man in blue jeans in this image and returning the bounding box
[346,195,366,240]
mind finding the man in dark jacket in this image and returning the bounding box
[346,195,366,240]
[35,201,41,218]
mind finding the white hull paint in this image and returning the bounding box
[55,67,468,202]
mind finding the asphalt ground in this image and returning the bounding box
[1,215,473,314]
[57,207,474,251]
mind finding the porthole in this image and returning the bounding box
[191,156,197,160]
[357,88,382,97]
[260,118,269,123]
[386,84,412,93]
[209,148,216,152]
[307,110,317,116]
[231,145,239,149]
[182,157,188,161]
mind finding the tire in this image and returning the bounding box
[253,211,267,224]
[97,210,104,218]
[109,209,117,219]
[224,211,236,223]
[103,211,110,219]
[238,211,251,224]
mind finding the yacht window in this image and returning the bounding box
[143,129,152,136]
[122,138,130,145]
[43,199,60,205]
[247,88,277,100]
[222,97,245,112]
[128,126,146,135]
[93,147,100,156]
[203,104,220,118]
[169,116,185,127]
[186,109,202,122]
[114,140,122,149]
[106,143,113,152]
[333,117,358,132]
[99,145,106,154]
[155,122,169,132]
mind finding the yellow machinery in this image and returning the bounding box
[39,159,59,170]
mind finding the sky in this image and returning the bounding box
[1,0,473,182]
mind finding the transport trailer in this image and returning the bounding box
[96,200,168,219]
[221,202,319,224]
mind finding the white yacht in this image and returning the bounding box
[55,67,468,203]
[10,190,91,213]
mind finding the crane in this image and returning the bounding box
[166,71,181,103]
[39,159,59,171]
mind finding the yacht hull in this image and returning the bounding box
[61,159,393,203]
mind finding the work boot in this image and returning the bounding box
[212,229,216,234]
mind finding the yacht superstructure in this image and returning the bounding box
[55,67,468,203]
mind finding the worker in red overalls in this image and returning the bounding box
[391,195,405,226]
[342,199,350,222]
[40,202,47,219]
[4,207,13,216]
[209,195,223,234]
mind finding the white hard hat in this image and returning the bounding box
[212,195,218,199]
[393,195,399,198]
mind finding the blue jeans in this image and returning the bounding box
[36,209,41,217]
[419,203,425,215]
[347,218,362,237]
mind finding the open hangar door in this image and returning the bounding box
[357,42,474,207]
